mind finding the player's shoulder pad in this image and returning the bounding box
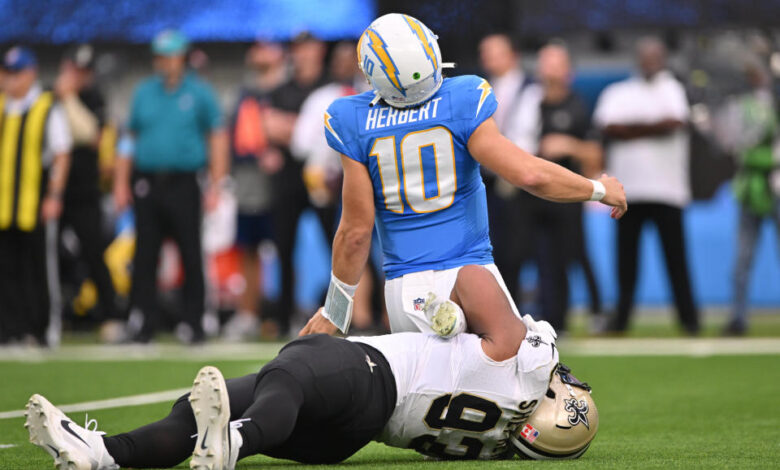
[444,75,496,118]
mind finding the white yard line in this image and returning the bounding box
[0,388,190,420]
[0,338,778,362]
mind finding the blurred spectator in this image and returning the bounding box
[221,42,287,341]
[55,44,122,339]
[290,41,383,331]
[478,33,543,305]
[113,30,229,343]
[0,46,72,345]
[267,32,327,336]
[594,37,700,335]
[723,59,779,335]
[520,43,604,332]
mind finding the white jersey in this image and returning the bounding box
[350,329,558,460]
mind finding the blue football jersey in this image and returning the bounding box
[324,75,498,279]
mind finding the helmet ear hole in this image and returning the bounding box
[546,388,556,399]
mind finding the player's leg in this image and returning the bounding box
[236,334,396,464]
[448,265,528,359]
[97,373,257,468]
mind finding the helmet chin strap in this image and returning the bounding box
[441,62,456,69]
[369,92,382,107]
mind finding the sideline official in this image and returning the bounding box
[114,30,229,343]
[0,47,72,346]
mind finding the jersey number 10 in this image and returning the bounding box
[370,126,456,214]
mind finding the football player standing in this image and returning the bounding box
[300,13,626,337]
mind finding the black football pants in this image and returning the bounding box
[103,335,396,468]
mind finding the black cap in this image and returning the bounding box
[63,44,95,70]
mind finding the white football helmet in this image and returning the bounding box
[357,13,447,108]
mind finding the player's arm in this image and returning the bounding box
[601,119,684,140]
[468,117,627,219]
[299,154,375,336]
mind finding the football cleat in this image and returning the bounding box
[24,394,118,470]
[189,366,239,470]
[423,293,466,338]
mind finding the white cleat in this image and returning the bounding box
[24,394,118,470]
[189,366,237,470]
[423,293,466,338]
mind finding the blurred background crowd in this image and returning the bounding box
[0,0,779,347]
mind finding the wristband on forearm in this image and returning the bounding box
[588,179,606,201]
[322,272,358,333]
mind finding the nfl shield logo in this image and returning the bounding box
[520,423,540,443]
[413,298,425,311]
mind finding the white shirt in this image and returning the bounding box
[4,83,72,167]
[291,78,370,174]
[489,68,543,154]
[351,331,557,460]
[593,71,691,207]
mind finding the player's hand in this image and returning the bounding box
[40,196,63,222]
[299,308,339,337]
[598,173,627,219]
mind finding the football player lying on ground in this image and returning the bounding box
[25,267,598,470]
[300,13,627,339]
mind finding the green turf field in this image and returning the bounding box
[1,336,778,470]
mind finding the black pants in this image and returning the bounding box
[103,335,396,468]
[130,172,204,337]
[0,226,52,343]
[614,203,699,332]
[61,199,118,319]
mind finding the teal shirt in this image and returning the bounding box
[129,72,223,171]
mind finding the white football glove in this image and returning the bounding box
[521,314,558,340]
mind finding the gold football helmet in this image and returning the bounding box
[510,364,598,460]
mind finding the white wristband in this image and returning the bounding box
[322,273,358,333]
[589,179,606,202]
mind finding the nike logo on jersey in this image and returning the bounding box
[60,420,89,447]
[365,97,443,131]
[365,354,377,373]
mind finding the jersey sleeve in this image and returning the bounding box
[324,100,364,164]
[456,75,498,141]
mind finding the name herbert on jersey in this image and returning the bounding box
[365,97,444,131]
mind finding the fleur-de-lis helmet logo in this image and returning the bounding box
[564,398,590,429]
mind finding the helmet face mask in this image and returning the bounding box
[357,13,444,108]
[510,364,599,460]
